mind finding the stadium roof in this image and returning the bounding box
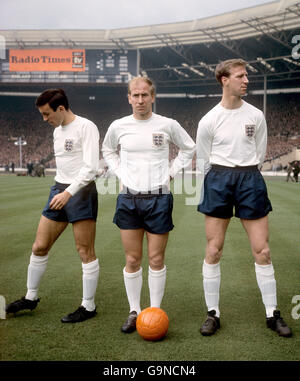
[1,0,299,49]
[1,0,300,92]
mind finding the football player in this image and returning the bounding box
[196,59,292,337]
[102,77,195,333]
[6,88,100,323]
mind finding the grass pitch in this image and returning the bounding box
[0,174,299,363]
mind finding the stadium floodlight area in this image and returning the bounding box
[250,87,300,94]
[0,91,41,97]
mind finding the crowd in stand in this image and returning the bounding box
[1,92,299,169]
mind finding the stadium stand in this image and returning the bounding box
[1,91,299,169]
[1,1,299,171]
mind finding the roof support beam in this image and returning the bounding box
[110,38,131,50]
[154,34,195,65]
[286,3,300,17]
[196,27,255,64]
[241,17,292,49]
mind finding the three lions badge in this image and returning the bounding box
[64,139,74,152]
[152,133,164,147]
[245,124,255,138]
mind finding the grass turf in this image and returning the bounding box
[0,174,299,362]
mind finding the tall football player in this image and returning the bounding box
[6,89,100,323]
[196,59,292,337]
[102,77,195,334]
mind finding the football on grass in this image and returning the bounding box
[136,307,169,341]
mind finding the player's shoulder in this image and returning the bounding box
[198,103,221,126]
[72,116,99,138]
[104,115,134,137]
[152,112,180,127]
[242,100,264,117]
[152,112,170,121]
[75,115,97,128]
[110,114,133,127]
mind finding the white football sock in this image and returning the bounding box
[202,260,221,317]
[81,258,99,312]
[148,265,167,308]
[255,262,277,318]
[26,253,49,301]
[123,267,142,314]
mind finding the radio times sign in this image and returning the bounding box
[9,49,85,71]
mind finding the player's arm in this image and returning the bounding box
[101,123,121,178]
[65,121,100,197]
[255,113,268,168]
[196,117,213,175]
[169,120,196,179]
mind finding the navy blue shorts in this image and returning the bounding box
[113,189,174,234]
[198,165,272,220]
[42,181,98,223]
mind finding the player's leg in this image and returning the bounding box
[139,192,173,310]
[112,192,145,332]
[73,218,97,264]
[29,215,68,298]
[120,228,144,333]
[241,216,275,316]
[61,219,99,323]
[241,216,292,337]
[6,216,68,314]
[203,215,230,312]
[200,216,230,336]
[241,216,271,265]
[74,219,99,313]
[146,231,168,308]
[122,229,144,305]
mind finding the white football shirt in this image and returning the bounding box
[53,115,100,196]
[196,101,267,174]
[102,113,195,192]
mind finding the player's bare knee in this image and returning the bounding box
[149,255,164,271]
[206,244,222,264]
[32,241,49,256]
[77,245,95,264]
[125,254,141,272]
[255,247,271,265]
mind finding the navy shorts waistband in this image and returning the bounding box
[211,164,258,172]
[122,186,169,198]
[55,181,70,190]
[55,181,95,191]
